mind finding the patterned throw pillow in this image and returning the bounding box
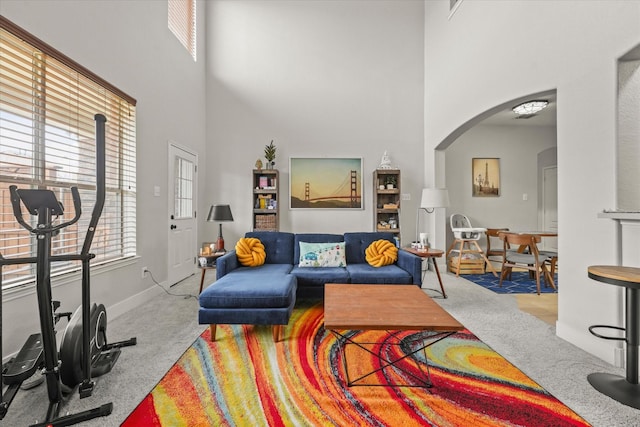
[298,242,346,268]
[235,237,266,267]
[365,239,398,267]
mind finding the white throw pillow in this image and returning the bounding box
[298,242,346,267]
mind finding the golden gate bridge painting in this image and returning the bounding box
[290,157,362,209]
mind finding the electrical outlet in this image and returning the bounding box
[141,266,148,279]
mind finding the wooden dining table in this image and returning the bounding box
[502,231,557,253]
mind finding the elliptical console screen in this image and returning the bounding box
[17,189,64,216]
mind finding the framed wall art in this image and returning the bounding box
[289,157,363,209]
[472,158,500,197]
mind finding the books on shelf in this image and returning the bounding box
[259,176,268,188]
[258,176,277,190]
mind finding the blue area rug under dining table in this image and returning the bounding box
[464,271,558,294]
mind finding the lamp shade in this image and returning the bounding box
[207,204,234,222]
[420,188,450,209]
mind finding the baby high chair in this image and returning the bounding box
[446,214,498,277]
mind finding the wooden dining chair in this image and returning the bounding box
[540,250,558,288]
[498,232,555,295]
[485,228,510,269]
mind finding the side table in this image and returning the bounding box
[402,247,447,298]
[198,253,224,294]
[587,265,640,409]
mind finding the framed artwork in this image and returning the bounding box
[289,157,363,209]
[472,158,500,197]
[200,242,216,256]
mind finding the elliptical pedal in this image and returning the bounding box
[91,348,121,378]
[3,334,43,385]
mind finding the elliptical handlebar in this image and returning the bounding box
[81,114,106,255]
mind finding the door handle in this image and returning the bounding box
[170,224,177,230]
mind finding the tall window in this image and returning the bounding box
[168,0,197,61]
[0,17,137,289]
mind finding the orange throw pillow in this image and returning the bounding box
[235,237,266,267]
[365,239,398,267]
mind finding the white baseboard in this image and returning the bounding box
[556,319,624,368]
[106,282,167,320]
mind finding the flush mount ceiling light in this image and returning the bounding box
[512,100,549,115]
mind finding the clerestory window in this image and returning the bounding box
[168,0,197,61]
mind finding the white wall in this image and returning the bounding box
[0,0,207,356]
[445,124,556,249]
[204,0,425,246]
[424,0,640,364]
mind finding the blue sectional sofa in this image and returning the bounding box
[198,231,422,341]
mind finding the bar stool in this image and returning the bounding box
[587,265,640,409]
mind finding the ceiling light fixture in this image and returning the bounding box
[512,100,549,115]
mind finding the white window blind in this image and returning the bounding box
[168,0,197,61]
[0,17,137,289]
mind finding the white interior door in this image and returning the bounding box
[168,142,198,285]
[542,166,558,251]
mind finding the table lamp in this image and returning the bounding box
[416,188,450,247]
[207,204,234,252]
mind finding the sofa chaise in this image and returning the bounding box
[198,231,422,342]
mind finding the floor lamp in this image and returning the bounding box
[207,204,234,252]
[415,188,450,248]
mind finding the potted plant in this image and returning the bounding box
[385,175,397,189]
[264,140,276,169]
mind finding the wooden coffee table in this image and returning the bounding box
[324,284,464,388]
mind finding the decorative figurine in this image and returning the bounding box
[379,150,392,169]
[255,158,263,170]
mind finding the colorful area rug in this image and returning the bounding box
[464,271,558,294]
[123,301,587,426]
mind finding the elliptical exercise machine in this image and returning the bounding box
[0,114,136,426]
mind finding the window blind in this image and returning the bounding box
[168,0,197,61]
[0,17,137,289]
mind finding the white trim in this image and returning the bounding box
[106,280,168,321]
